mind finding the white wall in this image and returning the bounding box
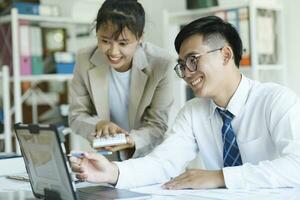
[283,2,300,95]
[140,0,185,47]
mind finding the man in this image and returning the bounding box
[70,16,300,189]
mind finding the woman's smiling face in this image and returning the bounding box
[97,21,142,72]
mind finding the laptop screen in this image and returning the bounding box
[15,124,77,200]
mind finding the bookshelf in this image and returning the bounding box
[0,8,93,153]
[163,0,286,107]
[0,12,91,25]
[16,74,73,82]
[0,66,12,153]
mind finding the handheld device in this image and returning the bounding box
[92,133,127,148]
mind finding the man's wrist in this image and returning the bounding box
[110,162,120,185]
[218,170,226,188]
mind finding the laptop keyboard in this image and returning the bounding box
[77,185,115,200]
[78,191,98,200]
[77,185,150,200]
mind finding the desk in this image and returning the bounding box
[1,177,300,200]
[0,191,35,200]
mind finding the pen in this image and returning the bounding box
[68,150,112,157]
[96,150,113,155]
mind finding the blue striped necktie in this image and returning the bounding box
[216,108,243,167]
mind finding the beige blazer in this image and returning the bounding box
[69,42,175,158]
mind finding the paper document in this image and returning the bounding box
[0,176,31,192]
[131,184,300,200]
[131,184,196,196]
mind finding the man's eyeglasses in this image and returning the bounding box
[174,47,223,78]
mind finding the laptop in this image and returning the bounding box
[14,123,151,200]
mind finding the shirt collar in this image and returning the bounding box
[208,74,250,118]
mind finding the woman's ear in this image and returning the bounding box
[222,46,233,65]
[138,32,145,45]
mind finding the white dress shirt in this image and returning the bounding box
[115,75,300,189]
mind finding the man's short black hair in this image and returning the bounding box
[174,16,243,68]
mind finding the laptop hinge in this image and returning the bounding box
[28,124,40,134]
[44,188,62,200]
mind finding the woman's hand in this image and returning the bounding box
[94,120,128,138]
[88,120,135,151]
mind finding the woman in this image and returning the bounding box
[69,0,175,160]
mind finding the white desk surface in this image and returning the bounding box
[1,176,300,200]
[0,158,299,200]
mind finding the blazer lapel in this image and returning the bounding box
[88,48,110,120]
[128,45,149,128]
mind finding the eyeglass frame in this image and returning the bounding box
[174,47,223,78]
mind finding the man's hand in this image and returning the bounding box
[70,152,119,184]
[163,169,225,189]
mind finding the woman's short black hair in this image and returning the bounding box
[95,0,145,39]
[175,16,243,68]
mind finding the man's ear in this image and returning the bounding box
[222,46,233,65]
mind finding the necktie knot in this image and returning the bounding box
[216,108,234,123]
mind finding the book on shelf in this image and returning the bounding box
[11,26,70,75]
[0,1,39,15]
[256,9,277,65]
[238,7,251,66]
[214,7,251,67]
[0,24,13,75]
[0,1,59,17]
[11,2,39,15]
[30,26,43,74]
[19,22,32,75]
[42,28,67,74]
[54,52,75,74]
[226,9,240,32]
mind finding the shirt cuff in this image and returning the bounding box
[114,161,131,189]
[223,166,246,189]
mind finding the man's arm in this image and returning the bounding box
[115,104,198,188]
[223,88,300,189]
